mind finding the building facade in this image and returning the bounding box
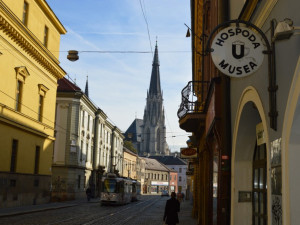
[122,147,138,179]
[228,1,300,225]
[178,0,231,224]
[52,77,124,200]
[149,155,188,195]
[0,0,66,208]
[142,157,170,194]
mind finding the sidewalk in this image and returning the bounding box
[178,199,198,225]
[0,198,100,218]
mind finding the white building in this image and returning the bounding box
[52,77,123,200]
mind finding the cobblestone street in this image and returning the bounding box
[0,195,197,225]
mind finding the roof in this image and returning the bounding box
[123,146,138,157]
[149,156,187,166]
[124,119,143,142]
[141,157,169,172]
[57,77,81,92]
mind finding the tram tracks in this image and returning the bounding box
[46,196,159,225]
[82,197,159,225]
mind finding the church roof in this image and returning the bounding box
[85,76,89,97]
[124,119,143,142]
[149,42,161,96]
[149,155,187,166]
[57,77,81,92]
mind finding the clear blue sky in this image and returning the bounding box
[47,0,192,152]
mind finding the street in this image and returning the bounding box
[0,195,196,225]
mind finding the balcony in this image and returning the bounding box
[177,81,209,132]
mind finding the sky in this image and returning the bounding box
[47,0,192,152]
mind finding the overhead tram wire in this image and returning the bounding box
[139,0,153,56]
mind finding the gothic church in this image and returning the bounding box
[125,43,169,156]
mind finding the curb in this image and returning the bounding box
[0,203,78,218]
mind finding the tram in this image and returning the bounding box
[131,180,141,201]
[100,173,133,205]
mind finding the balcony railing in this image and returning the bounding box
[177,81,210,119]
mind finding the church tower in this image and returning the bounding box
[141,42,167,156]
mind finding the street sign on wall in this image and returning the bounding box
[180,147,197,159]
[211,26,265,77]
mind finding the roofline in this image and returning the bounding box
[38,0,67,34]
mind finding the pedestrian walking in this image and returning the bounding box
[86,187,92,201]
[177,192,182,202]
[163,192,180,225]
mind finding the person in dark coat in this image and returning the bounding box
[86,187,92,201]
[163,192,180,225]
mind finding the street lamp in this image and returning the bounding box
[67,50,79,61]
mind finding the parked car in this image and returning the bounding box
[161,190,169,197]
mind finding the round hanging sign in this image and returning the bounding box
[210,26,265,77]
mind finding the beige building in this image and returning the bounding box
[123,147,138,179]
[142,157,170,194]
[0,0,66,207]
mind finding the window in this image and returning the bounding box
[10,139,18,172]
[15,80,23,111]
[179,176,182,182]
[22,1,29,26]
[158,174,160,180]
[86,143,88,162]
[80,140,83,161]
[37,84,48,121]
[253,143,267,225]
[87,115,90,130]
[78,175,81,189]
[91,144,93,163]
[179,168,182,173]
[34,146,40,174]
[38,95,44,122]
[82,111,85,127]
[43,26,49,47]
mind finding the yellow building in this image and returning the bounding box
[0,0,66,207]
[123,147,137,179]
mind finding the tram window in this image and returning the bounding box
[103,179,117,193]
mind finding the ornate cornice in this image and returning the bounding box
[0,2,66,79]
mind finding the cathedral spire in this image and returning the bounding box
[149,41,161,96]
[85,75,89,97]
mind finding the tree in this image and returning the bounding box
[124,141,137,154]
